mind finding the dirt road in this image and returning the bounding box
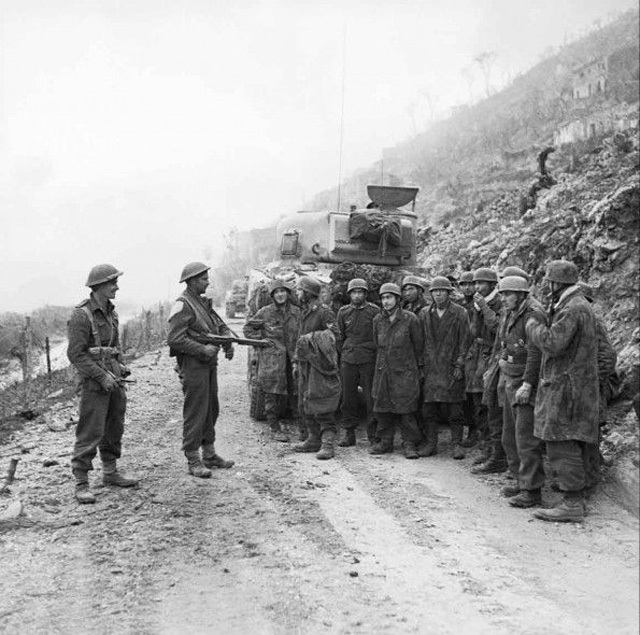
[1,334,638,634]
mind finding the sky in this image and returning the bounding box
[0,0,636,312]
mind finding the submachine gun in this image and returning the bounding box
[186,330,270,349]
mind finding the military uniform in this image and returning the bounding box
[68,295,127,475]
[167,288,231,468]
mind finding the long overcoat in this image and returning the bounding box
[243,302,301,395]
[465,291,501,393]
[372,309,424,414]
[421,301,470,403]
[527,285,599,444]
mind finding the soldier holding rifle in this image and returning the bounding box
[67,264,138,504]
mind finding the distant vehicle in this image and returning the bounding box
[225,277,248,319]
[247,185,424,420]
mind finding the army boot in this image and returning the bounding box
[294,420,321,452]
[73,469,95,504]
[102,461,139,488]
[417,420,438,457]
[337,429,356,447]
[297,419,309,442]
[366,419,379,445]
[509,488,542,508]
[316,430,336,460]
[369,438,393,455]
[269,419,290,443]
[186,452,212,478]
[451,423,465,460]
[461,427,479,448]
[500,483,521,498]
[533,492,585,523]
[472,446,492,465]
[471,454,507,474]
[403,441,419,460]
[202,444,235,469]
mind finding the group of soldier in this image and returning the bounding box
[67,258,615,524]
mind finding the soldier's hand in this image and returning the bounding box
[515,382,532,405]
[452,366,464,381]
[292,363,299,381]
[224,346,234,360]
[203,344,219,360]
[473,292,486,307]
[120,365,132,378]
[100,374,118,392]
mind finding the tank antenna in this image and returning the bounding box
[336,27,347,212]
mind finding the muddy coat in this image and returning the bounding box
[337,302,380,364]
[243,302,301,395]
[421,300,470,403]
[402,295,429,316]
[465,289,501,393]
[527,285,599,444]
[596,317,618,424]
[372,309,424,414]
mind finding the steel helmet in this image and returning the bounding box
[500,265,529,282]
[577,281,594,302]
[498,276,530,293]
[459,271,474,284]
[429,276,453,292]
[347,278,368,293]
[544,260,579,285]
[473,267,499,283]
[269,278,292,295]
[401,275,425,291]
[379,282,401,297]
[85,264,123,288]
[179,261,210,283]
[297,275,322,297]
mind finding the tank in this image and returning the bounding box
[224,277,248,319]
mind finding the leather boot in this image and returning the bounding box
[269,420,290,443]
[102,461,139,488]
[297,419,309,442]
[450,424,465,459]
[417,419,438,457]
[472,446,492,465]
[337,429,356,447]
[73,469,95,504]
[369,439,393,455]
[366,420,378,444]
[509,488,542,508]
[186,452,212,478]
[403,441,419,460]
[316,430,336,460]
[500,484,521,498]
[471,455,507,474]
[533,492,585,523]
[202,444,235,469]
[294,420,321,452]
[461,428,479,448]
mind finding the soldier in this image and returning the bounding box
[495,276,545,508]
[293,275,341,460]
[419,277,470,459]
[167,262,235,478]
[464,267,501,456]
[68,264,138,504]
[401,275,428,315]
[243,279,301,443]
[527,260,599,522]
[336,278,380,447]
[370,283,424,458]
[458,271,478,445]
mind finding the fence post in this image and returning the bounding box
[22,316,32,409]
[158,302,165,340]
[45,336,52,380]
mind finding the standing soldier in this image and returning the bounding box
[68,264,138,504]
[243,279,301,443]
[465,267,501,467]
[527,260,599,522]
[167,262,235,478]
[401,276,428,315]
[293,275,341,460]
[495,276,545,508]
[336,278,380,447]
[370,283,424,458]
[458,271,478,446]
[419,277,470,459]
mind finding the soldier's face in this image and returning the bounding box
[431,289,449,307]
[475,281,492,296]
[349,289,366,306]
[501,291,519,311]
[380,293,398,311]
[460,282,475,297]
[193,272,209,294]
[96,279,119,300]
[402,285,419,303]
[272,288,289,305]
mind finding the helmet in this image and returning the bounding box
[544,260,579,285]
[297,275,322,297]
[500,266,529,282]
[86,264,123,288]
[179,261,210,283]
[473,267,498,283]
[459,271,474,284]
[269,278,292,295]
[379,282,401,297]
[401,275,425,291]
[577,281,594,302]
[429,276,453,292]
[347,278,368,293]
[498,276,530,293]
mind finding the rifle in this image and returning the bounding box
[187,330,270,348]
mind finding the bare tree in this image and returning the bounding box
[474,51,498,98]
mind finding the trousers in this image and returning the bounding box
[340,361,374,429]
[375,412,421,444]
[72,380,127,472]
[422,402,465,444]
[546,440,588,492]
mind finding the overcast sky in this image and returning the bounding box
[0,0,635,312]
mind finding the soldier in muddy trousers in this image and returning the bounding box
[68,264,138,504]
[167,262,235,478]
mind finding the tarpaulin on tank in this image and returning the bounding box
[349,211,402,256]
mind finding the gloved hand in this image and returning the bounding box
[224,346,234,361]
[515,382,532,405]
[100,373,118,392]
